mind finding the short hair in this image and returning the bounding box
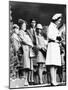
[30,19,36,23]
[18,19,27,29]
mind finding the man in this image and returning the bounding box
[27,19,37,84]
[11,24,20,56]
[11,24,21,78]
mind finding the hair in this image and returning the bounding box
[51,16,64,29]
[28,19,37,29]
[30,19,36,23]
[18,19,27,30]
[13,26,16,29]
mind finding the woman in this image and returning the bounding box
[11,24,21,78]
[46,13,63,86]
[36,24,48,84]
[18,19,33,85]
[11,24,20,54]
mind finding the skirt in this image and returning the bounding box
[22,45,30,70]
[46,42,61,66]
[37,51,46,64]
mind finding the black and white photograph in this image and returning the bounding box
[9,1,66,88]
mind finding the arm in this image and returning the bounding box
[47,23,57,41]
[19,31,33,47]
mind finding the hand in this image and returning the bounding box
[42,48,47,52]
[56,36,62,41]
[55,40,60,43]
[37,46,41,49]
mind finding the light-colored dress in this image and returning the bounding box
[36,34,48,64]
[46,22,61,66]
[19,30,33,69]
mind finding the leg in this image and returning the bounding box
[23,70,29,86]
[38,64,43,84]
[29,58,34,84]
[31,58,34,83]
[31,70,34,82]
[47,66,51,84]
[62,54,65,82]
[28,71,31,83]
[50,66,57,85]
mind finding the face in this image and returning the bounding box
[37,28,42,34]
[55,18,62,27]
[14,28,19,34]
[21,23,26,31]
[31,21,36,27]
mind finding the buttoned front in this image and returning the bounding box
[46,22,61,66]
[36,35,47,64]
[19,30,33,69]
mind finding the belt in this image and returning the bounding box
[48,39,55,43]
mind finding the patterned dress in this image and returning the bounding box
[11,33,20,52]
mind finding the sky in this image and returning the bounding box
[9,1,66,25]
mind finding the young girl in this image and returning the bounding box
[36,24,48,84]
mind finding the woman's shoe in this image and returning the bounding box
[51,83,55,86]
[51,82,59,86]
[24,81,29,86]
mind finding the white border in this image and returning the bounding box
[0,0,68,90]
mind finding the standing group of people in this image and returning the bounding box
[10,13,66,86]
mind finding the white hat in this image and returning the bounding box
[37,24,43,29]
[13,24,19,29]
[52,13,62,20]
